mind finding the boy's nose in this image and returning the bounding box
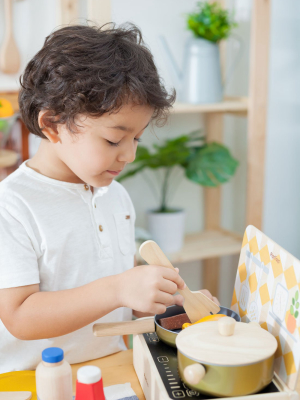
[118,144,136,163]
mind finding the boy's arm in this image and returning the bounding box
[0,275,121,340]
[0,264,185,340]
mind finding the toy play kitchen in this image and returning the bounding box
[94,226,300,399]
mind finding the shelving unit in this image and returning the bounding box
[169,229,242,264]
[171,96,248,115]
[0,0,270,297]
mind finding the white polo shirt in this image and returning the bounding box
[0,162,136,373]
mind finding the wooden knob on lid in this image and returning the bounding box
[218,316,236,336]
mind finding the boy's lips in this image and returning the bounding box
[106,170,122,176]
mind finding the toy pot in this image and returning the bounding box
[176,317,278,397]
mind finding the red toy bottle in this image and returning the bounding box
[75,366,105,400]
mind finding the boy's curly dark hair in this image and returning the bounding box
[19,23,175,139]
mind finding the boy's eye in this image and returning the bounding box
[107,138,141,146]
[107,140,120,147]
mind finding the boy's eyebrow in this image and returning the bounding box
[108,122,150,133]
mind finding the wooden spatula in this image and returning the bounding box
[139,240,220,323]
[0,392,32,400]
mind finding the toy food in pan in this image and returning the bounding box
[93,305,240,348]
[176,317,278,397]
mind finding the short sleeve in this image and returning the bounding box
[0,207,40,289]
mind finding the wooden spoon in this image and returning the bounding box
[0,392,32,400]
[0,0,21,74]
[139,240,220,323]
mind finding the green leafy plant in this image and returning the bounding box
[118,131,238,212]
[187,2,237,43]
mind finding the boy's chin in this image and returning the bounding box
[90,176,115,188]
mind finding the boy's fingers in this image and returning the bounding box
[173,294,184,307]
[159,278,178,295]
[156,291,176,306]
[161,268,185,290]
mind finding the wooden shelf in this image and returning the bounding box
[0,149,18,168]
[1,91,249,116]
[171,97,248,115]
[169,229,242,264]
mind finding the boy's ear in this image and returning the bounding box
[38,110,60,143]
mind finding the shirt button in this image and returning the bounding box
[84,184,89,191]
[94,204,97,208]
[99,225,103,232]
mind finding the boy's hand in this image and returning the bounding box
[118,265,185,315]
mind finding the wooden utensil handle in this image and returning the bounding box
[93,317,155,337]
[139,240,191,296]
[4,0,12,33]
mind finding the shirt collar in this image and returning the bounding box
[20,161,110,196]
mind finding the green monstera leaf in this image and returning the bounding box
[185,142,239,187]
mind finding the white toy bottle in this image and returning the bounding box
[36,347,73,400]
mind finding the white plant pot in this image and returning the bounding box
[147,209,185,254]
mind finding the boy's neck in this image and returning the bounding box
[26,139,84,184]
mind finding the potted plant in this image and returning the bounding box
[160,2,238,104]
[118,131,238,253]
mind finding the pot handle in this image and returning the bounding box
[93,316,155,337]
[184,363,206,385]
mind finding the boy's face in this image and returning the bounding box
[52,103,154,187]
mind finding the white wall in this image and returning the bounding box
[263,0,300,259]
[0,0,297,306]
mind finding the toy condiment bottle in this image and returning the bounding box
[36,347,73,400]
[75,366,105,400]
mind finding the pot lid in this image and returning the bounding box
[176,320,277,367]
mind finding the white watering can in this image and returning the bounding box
[160,35,242,104]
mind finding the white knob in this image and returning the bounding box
[183,363,205,385]
[218,316,236,336]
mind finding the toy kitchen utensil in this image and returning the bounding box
[93,305,239,348]
[232,225,300,392]
[139,240,220,323]
[176,317,277,397]
[0,0,21,74]
[0,392,32,400]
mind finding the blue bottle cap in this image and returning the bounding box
[42,347,64,363]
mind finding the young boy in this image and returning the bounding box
[0,24,218,372]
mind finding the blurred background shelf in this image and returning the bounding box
[0,149,18,168]
[0,91,19,113]
[1,91,249,116]
[170,229,242,264]
[172,96,248,115]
